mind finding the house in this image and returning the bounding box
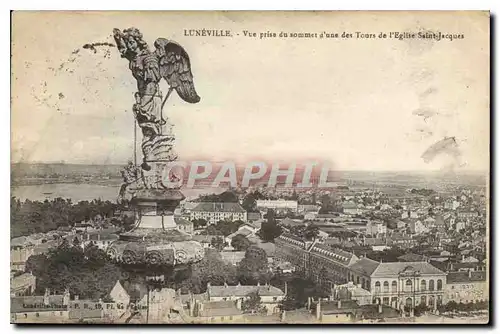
[206,282,285,315]
[11,273,37,297]
[332,281,372,306]
[342,202,360,215]
[192,235,221,249]
[190,202,247,225]
[11,288,70,323]
[189,299,244,323]
[445,270,488,304]
[225,226,256,245]
[256,199,298,213]
[175,217,194,235]
[314,299,400,323]
[408,220,429,235]
[366,221,387,237]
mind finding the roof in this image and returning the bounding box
[321,300,359,313]
[282,309,315,323]
[348,258,380,276]
[208,284,284,298]
[227,227,254,239]
[11,236,31,247]
[175,217,193,226]
[198,300,243,317]
[310,244,357,266]
[371,262,445,277]
[254,242,276,257]
[447,271,487,284]
[11,273,36,291]
[192,235,221,243]
[280,218,304,227]
[397,253,427,262]
[192,202,245,213]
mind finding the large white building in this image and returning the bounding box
[256,200,298,213]
[190,202,247,224]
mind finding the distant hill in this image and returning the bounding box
[11,162,124,179]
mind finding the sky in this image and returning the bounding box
[11,11,490,171]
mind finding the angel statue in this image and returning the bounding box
[113,27,201,171]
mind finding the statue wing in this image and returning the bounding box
[154,38,201,103]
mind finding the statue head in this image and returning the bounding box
[121,27,149,55]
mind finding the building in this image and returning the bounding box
[366,221,387,237]
[342,202,360,215]
[347,259,447,312]
[256,199,298,213]
[444,270,488,304]
[11,288,70,323]
[175,217,194,235]
[190,202,247,225]
[275,233,359,288]
[11,273,36,297]
[206,282,285,315]
[332,281,372,306]
[82,232,119,251]
[189,299,244,323]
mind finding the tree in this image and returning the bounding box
[259,209,282,242]
[303,225,320,241]
[231,234,251,251]
[211,236,225,251]
[414,303,430,316]
[241,291,267,314]
[192,218,208,230]
[238,246,269,284]
[242,193,258,213]
[183,249,237,293]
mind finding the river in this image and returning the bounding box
[11,183,226,203]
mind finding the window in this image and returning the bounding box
[84,303,89,309]
[356,277,360,284]
[437,279,443,291]
[391,281,397,292]
[375,281,381,293]
[35,313,40,317]
[383,281,389,293]
[383,297,389,305]
[273,297,277,301]
[405,279,413,291]
[420,279,427,291]
[429,280,435,291]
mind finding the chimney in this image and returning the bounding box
[236,298,242,310]
[468,269,472,278]
[337,300,341,309]
[284,281,288,296]
[316,299,321,320]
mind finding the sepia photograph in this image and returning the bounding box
[10,10,490,324]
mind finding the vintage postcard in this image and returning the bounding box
[10,11,490,324]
